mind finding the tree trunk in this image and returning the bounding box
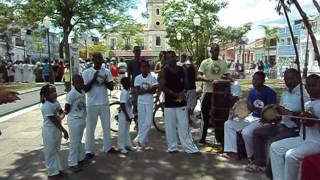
[59,40,64,59]
[303,33,309,78]
[313,0,320,14]
[293,0,320,68]
[267,45,270,63]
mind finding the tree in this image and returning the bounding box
[12,0,137,64]
[163,0,227,65]
[214,24,252,60]
[313,0,320,14]
[87,44,108,56]
[260,25,279,64]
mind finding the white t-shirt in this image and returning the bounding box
[82,67,113,106]
[280,85,310,128]
[120,89,133,118]
[66,88,86,118]
[41,100,62,128]
[134,73,158,104]
[300,100,320,143]
[118,62,127,73]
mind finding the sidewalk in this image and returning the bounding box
[0,83,65,117]
[0,94,264,180]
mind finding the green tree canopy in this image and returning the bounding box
[11,0,137,62]
[163,0,227,65]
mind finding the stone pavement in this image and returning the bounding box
[0,93,266,180]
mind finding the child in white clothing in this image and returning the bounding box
[117,77,134,154]
[134,60,158,149]
[40,84,68,178]
[65,75,87,172]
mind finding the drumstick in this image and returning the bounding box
[276,114,320,121]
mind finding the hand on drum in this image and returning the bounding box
[274,105,290,115]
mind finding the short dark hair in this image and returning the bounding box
[72,74,82,83]
[120,77,130,86]
[284,68,299,76]
[307,74,320,82]
[140,59,150,68]
[210,43,220,51]
[253,71,266,80]
[92,52,103,61]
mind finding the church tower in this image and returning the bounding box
[146,0,168,51]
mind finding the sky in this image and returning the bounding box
[130,0,318,42]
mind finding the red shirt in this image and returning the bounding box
[111,65,119,77]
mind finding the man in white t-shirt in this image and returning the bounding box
[82,52,114,159]
[134,60,158,149]
[270,74,320,180]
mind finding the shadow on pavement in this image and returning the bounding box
[1,128,261,180]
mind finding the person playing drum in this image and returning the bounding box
[269,74,320,180]
[197,44,228,145]
[223,71,277,160]
[246,68,310,173]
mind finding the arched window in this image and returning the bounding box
[156,8,160,16]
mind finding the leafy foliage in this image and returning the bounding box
[163,0,227,65]
[11,0,137,59]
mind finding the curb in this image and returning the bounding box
[0,92,66,118]
[17,83,65,95]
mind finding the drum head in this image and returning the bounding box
[231,99,250,119]
[261,104,279,122]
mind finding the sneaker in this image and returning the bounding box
[120,149,128,154]
[106,147,118,153]
[166,150,178,153]
[69,165,82,173]
[125,146,136,151]
[78,159,90,166]
[84,153,95,160]
[198,140,206,145]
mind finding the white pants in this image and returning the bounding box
[164,107,199,153]
[223,115,260,157]
[42,126,62,176]
[136,103,153,145]
[67,116,86,167]
[270,137,320,180]
[85,105,112,153]
[117,112,133,150]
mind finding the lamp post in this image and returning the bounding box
[193,14,201,64]
[241,36,248,64]
[43,16,54,84]
[177,32,182,61]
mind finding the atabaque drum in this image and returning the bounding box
[210,80,231,144]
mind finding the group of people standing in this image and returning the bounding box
[38,43,320,180]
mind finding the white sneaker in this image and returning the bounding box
[120,149,128,154]
[126,146,136,151]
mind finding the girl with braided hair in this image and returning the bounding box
[40,84,69,178]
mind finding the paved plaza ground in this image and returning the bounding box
[0,93,266,180]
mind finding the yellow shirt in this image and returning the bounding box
[64,68,70,82]
[198,58,228,93]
